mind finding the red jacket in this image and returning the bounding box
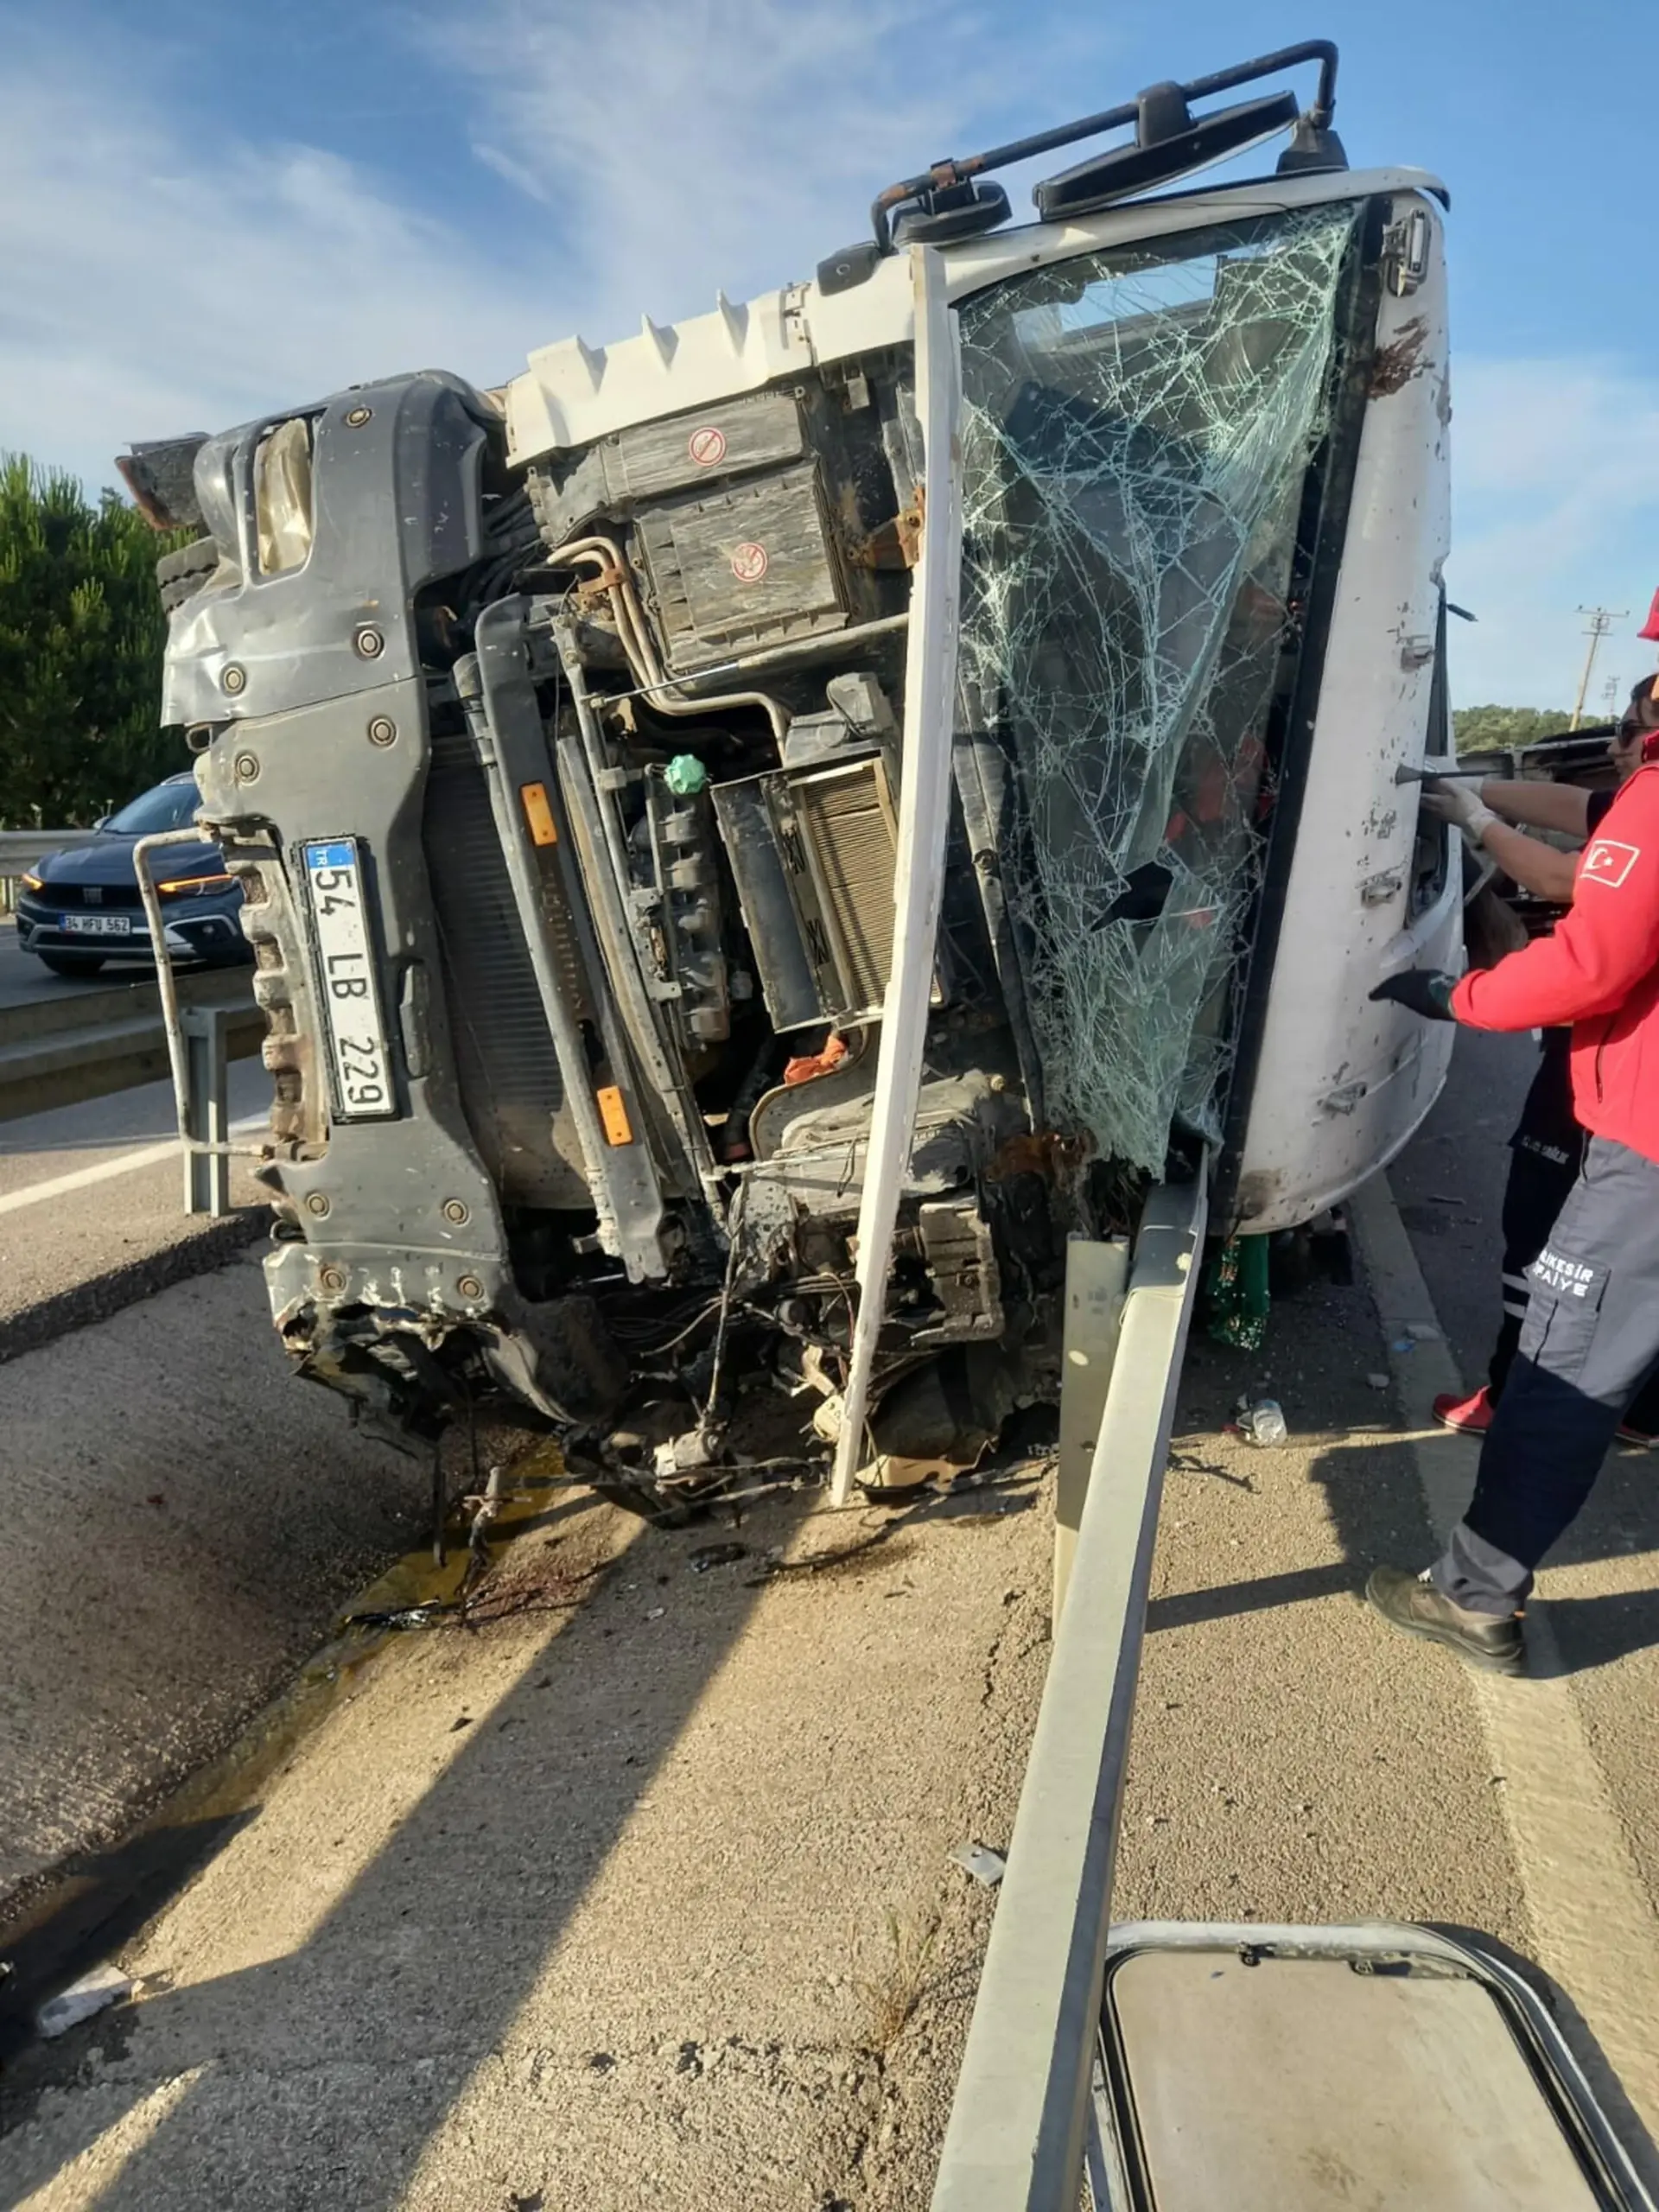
[1452,761,1659,1164]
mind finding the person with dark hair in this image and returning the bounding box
[1423,674,1659,1441]
[1363,650,1659,1675]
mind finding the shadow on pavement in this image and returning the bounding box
[1530,1586,1659,1676]
[1147,1560,1357,1632]
[0,1484,820,2211]
[0,1814,257,2069]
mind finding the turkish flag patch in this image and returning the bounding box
[1580,839,1640,888]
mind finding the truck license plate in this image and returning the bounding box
[62,912,132,935]
[302,838,396,1120]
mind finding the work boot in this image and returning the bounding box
[1365,1566,1525,1675]
[1432,1385,1493,1435]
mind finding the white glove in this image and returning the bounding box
[1422,779,1496,848]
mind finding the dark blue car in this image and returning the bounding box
[16,772,249,977]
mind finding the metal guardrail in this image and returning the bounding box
[931,1174,1209,2212]
[0,829,99,872]
[0,969,264,1198]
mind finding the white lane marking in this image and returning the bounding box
[1351,1173,1659,2161]
[0,1116,266,1217]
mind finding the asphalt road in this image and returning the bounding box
[0,922,131,1011]
[5,1033,1659,2209]
[0,1052,270,1347]
[0,916,271,1342]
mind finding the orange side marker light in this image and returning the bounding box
[596,1084,633,1146]
[520,781,558,847]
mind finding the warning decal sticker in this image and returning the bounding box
[1581,840,1640,888]
[687,425,727,467]
[730,541,769,584]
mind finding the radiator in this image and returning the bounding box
[421,728,591,1210]
[712,754,898,1032]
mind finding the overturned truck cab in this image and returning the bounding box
[132,43,1459,1507]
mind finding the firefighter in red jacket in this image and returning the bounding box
[1365,664,1659,1675]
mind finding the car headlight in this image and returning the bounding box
[21,871,43,892]
[157,872,234,898]
[254,415,315,576]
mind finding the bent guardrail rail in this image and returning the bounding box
[931,1174,1209,2212]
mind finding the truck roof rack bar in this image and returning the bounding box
[868,40,1339,251]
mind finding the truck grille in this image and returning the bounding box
[421,731,590,1211]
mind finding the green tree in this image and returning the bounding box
[0,454,188,826]
[1452,703,1574,755]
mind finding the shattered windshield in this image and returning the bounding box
[956,202,1361,1173]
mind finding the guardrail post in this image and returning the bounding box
[1055,1236,1131,1624]
[181,1004,230,1217]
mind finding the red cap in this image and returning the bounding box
[1639,588,1659,642]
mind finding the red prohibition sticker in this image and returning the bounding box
[730,540,769,584]
[687,424,727,467]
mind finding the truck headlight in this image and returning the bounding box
[254,415,315,576]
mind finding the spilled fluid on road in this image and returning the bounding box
[0,1442,575,2053]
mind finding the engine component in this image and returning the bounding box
[603,389,806,503]
[641,773,730,1046]
[913,1198,1002,1344]
[635,461,850,671]
[713,756,899,1030]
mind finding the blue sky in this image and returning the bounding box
[3,0,1655,708]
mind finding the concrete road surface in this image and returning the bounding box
[5,1032,1659,2209]
[0,922,170,1013]
[0,1061,271,1356]
[0,1255,426,1922]
[0,913,273,1349]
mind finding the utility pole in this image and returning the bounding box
[1572,607,1627,728]
[1602,672,1623,722]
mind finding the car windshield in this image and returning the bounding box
[104,780,201,836]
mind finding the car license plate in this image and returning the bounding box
[302,838,396,1120]
[62,912,132,936]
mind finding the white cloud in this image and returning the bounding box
[417,0,1088,340]
[1446,355,1659,709]
[20,0,1634,729]
[0,63,538,493]
[0,0,1076,494]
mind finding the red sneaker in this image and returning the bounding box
[1617,1421,1656,1449]
[1433,1385,1494,1435]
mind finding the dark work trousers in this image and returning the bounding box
[1490,1140,1577,1396]
[1433,1135,1659,1614]
[1489,1043,1659,1433]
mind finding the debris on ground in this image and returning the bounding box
[1204,1234,1271,1351]
[36,1964,134,2039]
[951,1842,1007,1888]
[689,1542,749,1574]
[1233,1397,1288,1446]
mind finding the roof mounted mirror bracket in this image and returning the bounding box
[859,39,1344,271]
